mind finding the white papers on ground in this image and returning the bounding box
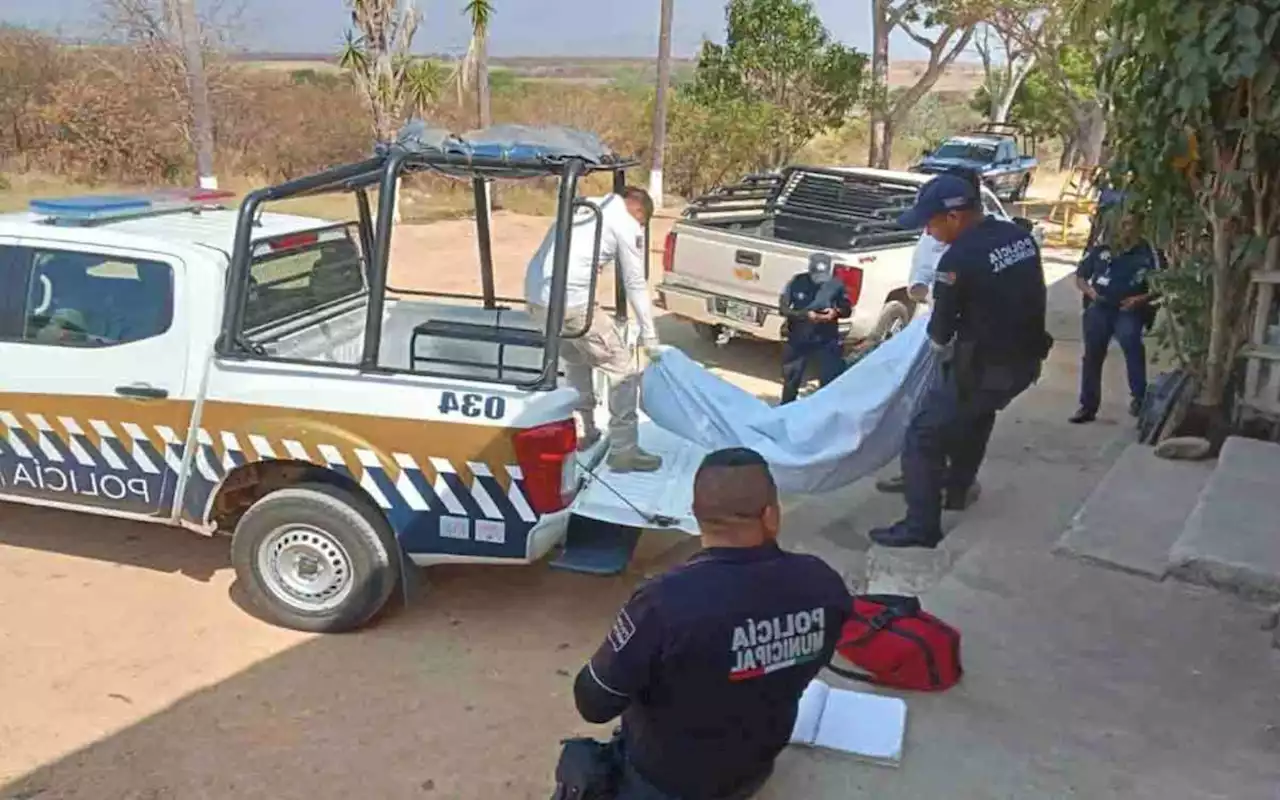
[790,679,907,766]
[641,313,938,495]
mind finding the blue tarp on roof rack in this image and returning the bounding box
[378,119,621,174]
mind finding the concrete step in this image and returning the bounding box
[1168,436,1280,603]
[1054,443,1215,579]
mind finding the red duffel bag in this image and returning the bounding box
[826,594,962,691]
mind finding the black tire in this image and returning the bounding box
[691,321,721,342]
[231,482,400,633]
[869,300,913,344]
[1012,174,1032,201]
[843,300,912,361]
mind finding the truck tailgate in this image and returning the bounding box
[570,423,705,533]
[667,224,817,306]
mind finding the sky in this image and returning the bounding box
[0,0,956,60]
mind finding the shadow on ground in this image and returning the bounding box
[0,553,690,800]
[0,504,227,582]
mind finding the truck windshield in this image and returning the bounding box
[933,142,997,162]
[244,224,365,330]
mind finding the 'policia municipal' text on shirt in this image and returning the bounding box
[928,216,1048,363]
[586,543,851,799]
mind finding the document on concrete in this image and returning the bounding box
[789,680,906,767]
[642,313,938,495]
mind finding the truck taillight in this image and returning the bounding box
[663,231,677,272]
[833,264,864,305]
[270,232,319,251]
[512,419,577,514]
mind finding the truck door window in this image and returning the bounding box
[17,249,173,348]
[244,227,365,331]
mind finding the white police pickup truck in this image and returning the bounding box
[0,135,691,632]
[657,166,1029,350]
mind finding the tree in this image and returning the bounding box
[0,27,66,157]
[688,0,866,166]
[970,47,1095,167]
[972,23,1036,124]
[649,0,676,207]
[458,0,493,129]
[1104,0,1280,427]
[992,0,1110,167]
[97,0,237,184]
[339,0,422,143]
[867,0,986,168]
[403,58,449,116]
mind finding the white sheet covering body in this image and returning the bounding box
[641,313,938,495]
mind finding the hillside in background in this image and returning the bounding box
[235,53,987,93]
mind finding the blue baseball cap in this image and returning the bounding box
[897,174,980,229]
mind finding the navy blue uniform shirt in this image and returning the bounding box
[778,274,852,345]
[929,216,1048,363]
[585,543,851,799]
[1076,241,1161,307]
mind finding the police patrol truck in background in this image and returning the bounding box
[656,166,1027,352]
[0,131,690,633]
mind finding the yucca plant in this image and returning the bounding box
[340,0,422,144]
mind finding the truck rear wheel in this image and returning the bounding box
[691,321,721,342]
[231,483,399,633]
[869,300,912,344]
[1012,174,1032,201]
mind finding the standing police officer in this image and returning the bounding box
[870,174,1051,549]
[1070,206,1160,423]
[777,253,853,404]
[571,448,851,799]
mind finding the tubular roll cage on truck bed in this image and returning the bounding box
[680,165,924,251]
[963,122,1038,159]
[218,128,648,388]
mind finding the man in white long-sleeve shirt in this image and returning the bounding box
[525,187,664,473]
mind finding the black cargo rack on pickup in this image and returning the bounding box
[964,123,1038,158]
[682,166,923,252]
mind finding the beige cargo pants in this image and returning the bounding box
[528,305,641,452]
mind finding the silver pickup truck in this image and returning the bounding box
[656,166,1023,349]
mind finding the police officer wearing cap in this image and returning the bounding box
[1070,204,1161,423]
[870,174,1051,549]
[777,252,853,404]
[571,447,851,799]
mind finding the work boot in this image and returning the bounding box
[875,474,907,494]
[869,521,942,549]
[577,427,603,452]
[944,482,981,511]
[1069,408,1097,424]
[607,446,664,473]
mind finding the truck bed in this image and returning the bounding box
[660,167,925,343]
[254,296,548,383]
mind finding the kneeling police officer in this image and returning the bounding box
[560,448,851,799]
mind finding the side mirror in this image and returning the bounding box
[1013,216,1035,231]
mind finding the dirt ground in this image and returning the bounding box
[0,213,1106,799]
[0,213,777,799]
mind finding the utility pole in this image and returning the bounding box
[648,0,674,208]
[171,0,217,189]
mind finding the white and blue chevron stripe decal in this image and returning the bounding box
[0,411,542,560]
